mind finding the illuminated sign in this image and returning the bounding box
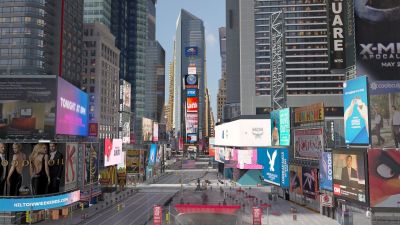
[186,97,198,113]
[294,102,324,125]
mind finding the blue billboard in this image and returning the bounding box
[271,108,290,146]
[0,190,80,212]
[187,88,197,97]
[343,76,369,145]
[148,144,157,166]
[257,148,289,187]
[184,46,198,57]
[319,152,333,191]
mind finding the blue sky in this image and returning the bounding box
[156,0,225,119]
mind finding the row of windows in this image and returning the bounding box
[0,16,45,26]
[0,6,46,16]
[0,58,44,67]
[0,37,44,46]
[0,27,44,37]
[0,0,46,4]
[0,48,44,57]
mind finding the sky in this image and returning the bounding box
[156,0,225,120]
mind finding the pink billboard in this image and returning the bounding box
[236,149,263,170]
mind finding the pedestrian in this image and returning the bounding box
[372,108,385,145]
[391,106,400,148]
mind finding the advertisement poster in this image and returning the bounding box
[257,148,289,187]
[142,117,153,142]
[88,123,98,137]
[185,74,198,89]
[185,46,198,57]
[319,152,333,191]
[0,143,69,197]
[368,149,400,208]
[333,149,367,203]
[65,143,78,191]
[209,137,215,157]
[84,143,99,186]
[215,147,224,163]
[126,150,142,174]
[294,102,324,125]
[294,128,324,160]
[119,79,131,112]
[252,207,262,225]
[186,133,197,143]
[270,108,290,146]
[56,77,89,136]
[104,139,123,167]
[343,76,369,144]
[289,165,303,195]
[236,149,263,170]
[0,190,80,212]
[355,0,400,81]
[119,112,130,144]
[186,88,197,97]
[185,113,198,134]
[153,205,163,225]
[302,167,319,199]
[152,122,159,142]
[369,80,400,148]
[186,97,198,113]
[0,76,57,139]
[148,144,157,166]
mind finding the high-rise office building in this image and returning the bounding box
[217,27,227,122]
[81,23,120,139]
[83,0,111,28]
[167,61,175,132]
[173,9,206,143]
[0,0,84,87]
[225,0,343,117]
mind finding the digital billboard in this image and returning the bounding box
[88,123,98,137]
[369,80,400,148]
[319,152,333,191]
[184,46,198,57]
[294,128,324,160]
[327,0,346,69]
[186,133,197,143]
[148,144,157,166]
[0,190,80,212]
[333,149,368,204]
[236,149,263,170]
[188,65,196,75]
[142,117,153,142]
[0,76,57,139]
[270,108,290,146]
[186,88,197,97]
[302,167,319,199]
[294,102,324,126]
[119,112,130,144]
[186,97,198,113]
[355,0,400,81]
[84,143,99,186]
[152,122,159,142]
[56,77,89,136]
[104,138,123,167]
[289,165,303,194]
[368,149,400,208]
[343,76,369,145]
[0,143,80,197]
[119,79,131,112]
[185,74,198,88]
[215,147,224,163]
[257,148,289,187]
[185,113,198,134]
[126,150,144,174]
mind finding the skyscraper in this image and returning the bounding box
[167,61,175,132]
[173,9,205,145]
[225,0,343,117]
[83,0,112,28]
[217,27,227,122]
[0,0,84,87]
[81,23,120,139]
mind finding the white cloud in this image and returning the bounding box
[206,33,217,46]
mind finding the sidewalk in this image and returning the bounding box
[38,188,138,225]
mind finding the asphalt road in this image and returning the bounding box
[81,191,177,225]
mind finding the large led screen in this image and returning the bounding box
[368,149,400,208]
[236,149,263,170]
[0,76,57,139]
[257,148,289,187]
[142,117,153,142]
[56,77,89,136]
[333,149,368,204]
[148,144,157,166]
[104,138,123,167]
[343,76,369,145]
[302,167,319,200]
[289,165,303,195]
[270,108,290,146]
[319,152,333,191]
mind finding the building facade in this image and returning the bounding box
[166,61,175,132]
[83,0,111,28]
[173,9,206,143]
[81,23,120,139]
[225,0,344,117]
[217,27,227,122]
[0,0,84,87]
